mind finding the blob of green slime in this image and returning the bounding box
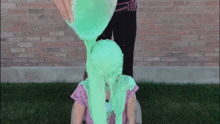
[65,0,135,123]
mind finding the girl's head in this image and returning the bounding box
[90,39,124,85]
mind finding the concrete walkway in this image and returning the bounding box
[1,66,219,84]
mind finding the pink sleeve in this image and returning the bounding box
[70,84,86,106]
[126,85,139,101]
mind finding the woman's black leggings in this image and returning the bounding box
[96,11,137,77]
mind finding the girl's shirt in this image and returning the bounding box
[115,0,137,12]
[70,75,139,124]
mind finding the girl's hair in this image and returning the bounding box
[83,69,88,80]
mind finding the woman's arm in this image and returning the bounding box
[126,94,136,124]
[73,101,86,124]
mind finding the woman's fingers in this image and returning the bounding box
[53,0,73,21]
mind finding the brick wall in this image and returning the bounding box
[1,0,219,67]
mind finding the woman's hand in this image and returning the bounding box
[53,0,74,22]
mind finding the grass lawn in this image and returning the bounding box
[1,81,219,124]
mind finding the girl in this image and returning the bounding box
[71,40,139,124]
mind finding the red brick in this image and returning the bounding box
[187,52,203,57]
[172,41,189,47]
[151,62,169,66]
[46,9,60,15]
[138,30,154,36]
[148,1,172,6]
[189,30,206,35]
[168,62,187,66]
[35,43,51,48]
[1,3,16,9]
[175,6,194,13]
[212,56,219,61]
[138,42,155,48]
[143,47,161,52]
[161,57,177,61]
[41,37,57,42]
[214,47,219,52]
[27,48,42,53]
[142,7,157,12]
[13,59,28,63]
[135,62,151,66]
[67,42,85,47]
[184,25,199,30]
[164,36,181,41]
[206,30,219,35]
[36,53,56,58]
[204,13,218,19]
[1,9,9,15]
[204,52,219,57]
[55,53,67,57]
[155,41,172,47]
[19,53,35,57]
[155,30,172,35]
[197,47,216,52]
[5,63,20,67]
[18,3,55,8]
[186,62,202,66]
[144,57,160,61]
[68,52,86,58]
[2,53,19,58]
[147,25,164,30]
[206,6,219,13]
[2,48,10,53]
[172,30,190,35]
[185,2,205,6]
[136,35,146,41]
[10,9,27,14]
[200,36,216,41]
[195,57,213,61]
[45,57,61,62]
[27,31,49,37]
[147,36,163,42]
[172,1,185,6]
[13,21,29,27]
[186,13,202,19]
[6,26,21,32]
[157,7,174,12]
[181,36,198,41]
[51,43,66,47]
[180,47,199,52]
[206,1,219,6]
[189,41,206,47]
[206,42,219,47]
[204,62,219,66]
[138,19,155,24]
[148,51,170,57]
[201,17,219,25]
[10,48,25,52]
[134,57,144,61]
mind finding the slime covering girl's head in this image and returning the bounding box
[90,40,123,85]
[87,39,126,124]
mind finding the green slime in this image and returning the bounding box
[65,0,136,123]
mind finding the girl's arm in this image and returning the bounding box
[73,101,86,124]
[126,94,136,124]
